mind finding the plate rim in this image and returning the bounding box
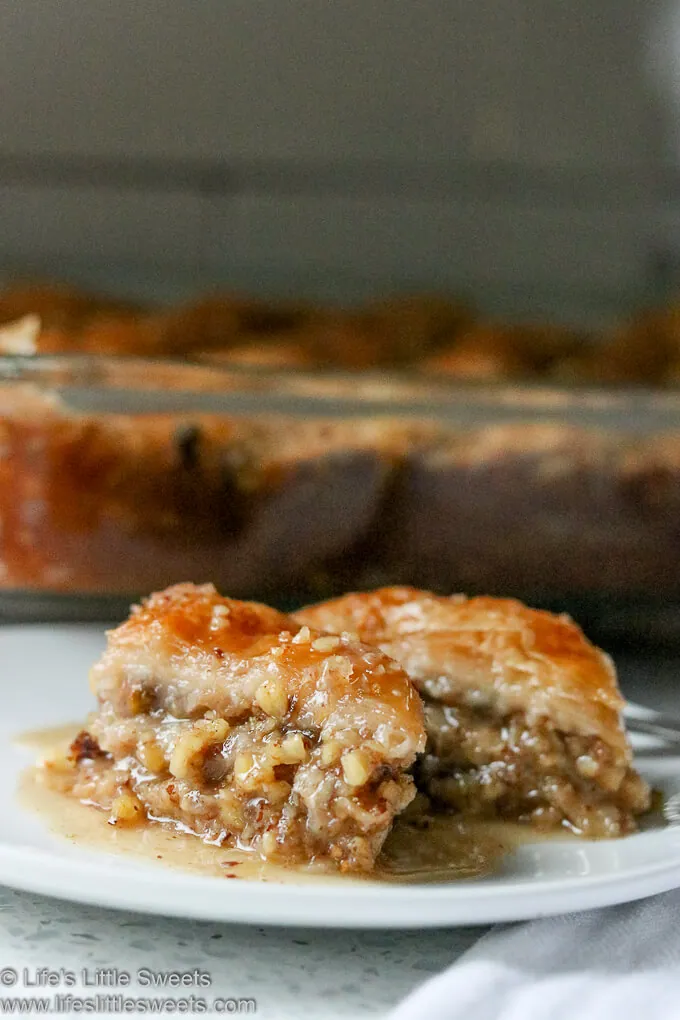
[3,828,680,928]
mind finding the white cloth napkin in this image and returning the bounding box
[389,891,680,1020]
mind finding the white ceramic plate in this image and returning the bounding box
[2,624,680,929]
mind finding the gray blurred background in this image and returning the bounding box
[0,0,676,321]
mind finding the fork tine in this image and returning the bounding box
[632,746,680,759]
[624,705,680,730]
[626,717,680,744]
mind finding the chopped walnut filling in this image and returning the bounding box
[419,700,650,837]
[295,587,652,839]
[42,584,426,872]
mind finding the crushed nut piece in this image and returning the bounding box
[341,749,372,787]
[233,752,257,788]
[69,731,104,764]
[127,688,155,716]
[255,677,289,718]
[169,719,230,782]
[320,739,342,766]
[292,626,311,645]
[217,790,245,830]
[278,732,308,764]
[311,635,341,652]
[261,780,292,805]
[261,829,279,856]
[576,754,600,779]
[138,740,167,773]
[109,791,145,825]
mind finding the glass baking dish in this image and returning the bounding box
[2,354,680,646]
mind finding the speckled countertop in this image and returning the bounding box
[0,886,486,1018]
[0,654,674,1019]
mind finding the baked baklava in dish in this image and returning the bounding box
[8,275,680,386]
[296,587,651,837]
[43,583,426,872]
[4,375,680,631]
[418,322,584,381]
[0,382,418,596]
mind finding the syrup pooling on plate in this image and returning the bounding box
[21,724,656,885]
[20,725,505,884]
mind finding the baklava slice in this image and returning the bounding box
[43,583,425,872]
[296,588,651,837]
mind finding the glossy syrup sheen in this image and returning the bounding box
[18,725,515,885]
[104,583,423,725]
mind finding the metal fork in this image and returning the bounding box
[622,707,680,824]
[663,792,680,825]
[624,705,680,745]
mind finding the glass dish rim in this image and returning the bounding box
[3,353,680,432]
